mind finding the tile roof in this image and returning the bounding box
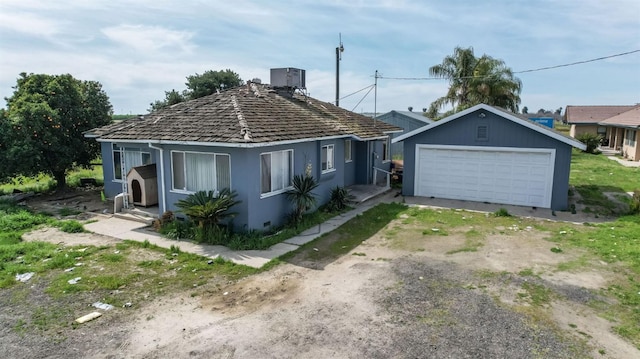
[599,105,640,128]
[565,105,636,124]
[87,83,401,146]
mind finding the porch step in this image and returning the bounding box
[113,212,155,225]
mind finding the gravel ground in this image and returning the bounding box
[379,258,586,359]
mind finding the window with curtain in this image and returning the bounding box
[321,144,334,173]
[260,149,293,196]
[345,140,352,162]
[171,151,231,193]
[112,146,151,181]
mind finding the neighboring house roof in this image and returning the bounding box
[364,111,433,124]
[127,164,157,179]
[565,105,636,124]
[392,104,587,150]
[86,83,401,147]
[375,111,433,133]
[599,106,640,129]
[387,110,433,124]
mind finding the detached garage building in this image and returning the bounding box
[393,104,586,210]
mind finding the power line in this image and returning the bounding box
[376,49,640,81]
[351,85,375,112]
[514,49,640,74]
[340,84,375,100]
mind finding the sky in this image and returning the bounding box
[1,0,639,116]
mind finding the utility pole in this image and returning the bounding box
[374,70,379,126]
[335,33,344,107]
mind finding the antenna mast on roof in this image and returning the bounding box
[335,33,344,107]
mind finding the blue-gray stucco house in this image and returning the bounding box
[392,104,586,210]
[376,110,433,158]
[85,82,400,231]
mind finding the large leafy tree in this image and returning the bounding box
[149,69,243,112]
[427,47,522,119]
[2,73,113,189]
[0,109,11,183]
[149,89,187,112]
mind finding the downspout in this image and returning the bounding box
[148,143,166,213]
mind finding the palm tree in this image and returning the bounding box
[427,47,522,119]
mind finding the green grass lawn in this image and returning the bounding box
[569,150,640,215]
[570,150,640,192]
[0,165,103,195]
[0,198,257,335]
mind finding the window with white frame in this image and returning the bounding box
[382,137,390,161]
[344,140,352,162]
[260,149,293,196]
[112,146,152,181]
[321,144,335,173]
[171,151,231,193]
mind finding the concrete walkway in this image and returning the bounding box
[607,155,640,168]
[85,191,400,268]
[84,177,629,269]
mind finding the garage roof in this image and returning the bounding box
[392,104,587,151]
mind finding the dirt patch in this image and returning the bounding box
[22,227,120,247]
[20,187,110,218]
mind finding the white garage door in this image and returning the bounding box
[415,145,555,208]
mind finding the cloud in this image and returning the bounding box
[0,11,62,38]
[101,24,195,54]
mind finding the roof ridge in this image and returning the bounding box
[231,94,252,141]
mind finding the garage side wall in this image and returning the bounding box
[401,110,573,210]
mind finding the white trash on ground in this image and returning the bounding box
[92,302,114,310]
[15,272,35,283]
[68,277,82,284]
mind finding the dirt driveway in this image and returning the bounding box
[10,205,638,359]
[111,221,635,359]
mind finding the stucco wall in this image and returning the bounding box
[569,124,600,138]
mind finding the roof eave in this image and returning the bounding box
[95,133,387,148]
[393,104,587,150]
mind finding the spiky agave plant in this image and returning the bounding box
[286,174,319,224]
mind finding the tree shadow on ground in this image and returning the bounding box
[571,184,632,217]
[280,202,407,270]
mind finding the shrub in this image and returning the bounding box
[326,186,354,212]
[175,189,240,243]
[57,220,85,233]
[630,190,640,215]
[576,133,603,154]
[159,219,194,240]
[493,208,511,217]
[153,211,175,231]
